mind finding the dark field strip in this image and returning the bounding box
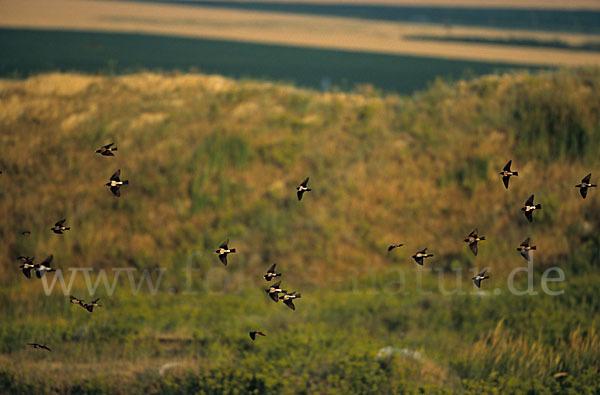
[407,35,600,52]
[115,0,600,34]
[0,28,539,93]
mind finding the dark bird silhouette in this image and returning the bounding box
[51,219,70,234]
[216,239,236,266]
[472,269,489,288]
[19,256,36,279]
[34,255,55,278]
[22,230,31,236]
[249,331,266,340]
[264,263,281,281]
[412,248,433,266]
[575,173,597,199]
[69,295,85,307]
[96,142,118,156]
[296,177,312,201]
[266,281,286,302]
[28,343,51,351]
[387,243,404,252]
[521,195,541,222]
[499,160,518,189]
[464,229,485,256]
[280,292,301,310]
[517,237,536,262]
[17,256,34,264]
[83,298,102,313]
[105,169,129,197]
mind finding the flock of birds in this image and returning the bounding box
[5,145,597,351]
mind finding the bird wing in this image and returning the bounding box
[502,176,510,189]
[582,173,591,184]
[524,210,533,222]
[269,291,279,302]
[23,267,32,279]
[218,254,227,266]
[272,281,281,288]
[387,245,395,252]
[219,239,229,249]
[283,299,295,310]
[41,255,53,266]
[413,256,423,266]
[110,169,121,181]
[257,332,266,337]
[479,269,488,276]
[297,190,304,201]
[300,177,309,187]
[110,186,121,197]
[249,332,256,340]
[473,278,481,288]
[55,219,66,226]
[35,269,43,278]
[503,160,512,172]
[525,195,534,206]
[105,143,114,149]
[520,250,530,261]
[103,150,115,156]
[267,263,276,273]
[521,237,530,247]
[580,187,588,199]
[469,242,478,256]
[469,229,478,238]
[41,345,52,351]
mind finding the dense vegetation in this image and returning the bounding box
[0,68,598,393]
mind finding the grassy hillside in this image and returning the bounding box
[0,68,599,393]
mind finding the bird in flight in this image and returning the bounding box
[83,298,102,313]
[499,160,518,189]
[412,248,433,266]
[18,256,36,279]
[70,295,85,307]
[34,255,55,278]
[517,237,536,262]
[249,331,266,341]
[464,229,485,256]
[266,281,286,302]
[28,343,51,351]
[575,173,596,199]
[296,177,312,201]
[387,243,403,252]
[264,263,281,281]
[280,292,301,310]
[22,230,31,236]
[521,195,542,222]
[96,142,118,156]
[472,269,489,288]
[216,239,236,266]
[106,169,129,197]
[51,219,70,234]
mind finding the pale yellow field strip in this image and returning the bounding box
[1,0,600,67]
[205,0,600,11]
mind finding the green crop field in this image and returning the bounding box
[0,67,599,393]
[0,28,540,94]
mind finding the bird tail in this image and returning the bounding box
[530,246,537,250]
[479,236,486,240]
[229,248,236,253]
[112,147,118,151]
[307,188,312,191]
[591,184,597,187]
[535,204,542,209]
[483,276,489,280]
[122,180,129,185]
[65,227,70,230]
[295,294,301,298]
[512,171,518,176]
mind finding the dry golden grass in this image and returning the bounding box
[1,0,600,67]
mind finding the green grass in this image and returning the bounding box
[0,67,599,393]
